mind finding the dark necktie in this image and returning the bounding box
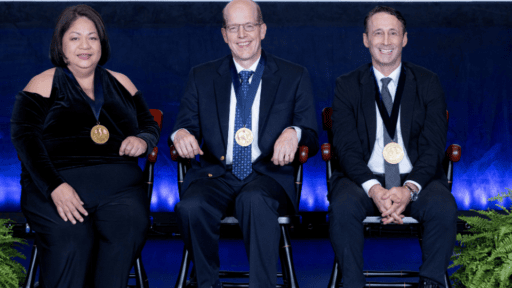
[232,70,254,180]
[381,77,401,189]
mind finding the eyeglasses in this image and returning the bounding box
[224,23,262,33]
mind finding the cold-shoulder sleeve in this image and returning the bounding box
[11,91,65,199]
[133,91,160,155]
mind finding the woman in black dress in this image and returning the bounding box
[11,5,160,287]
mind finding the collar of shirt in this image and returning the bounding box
[233,56,261,83]
[373,63,402,97]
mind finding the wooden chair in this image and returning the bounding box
[321,107,461,288]
[170,144,310,288]
[22,109,164,288]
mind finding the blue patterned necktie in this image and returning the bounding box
[233,70,254,180]
[381,77,401,189]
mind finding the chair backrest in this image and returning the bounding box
[150,109,163,131]
[147,109,163,163]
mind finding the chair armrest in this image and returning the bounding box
[170,144,180,162]
[321,143,331,162]
[169,144,310,164]
[297,145,309,164]
[446,144,461,162]
[148,147,158,163]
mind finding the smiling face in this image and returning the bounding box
[363,12,408,75]
[62,16,101,73]
[221,0,267,69]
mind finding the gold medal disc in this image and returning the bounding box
[91,124,109,144]
[382,142,404,164]
[235,127,253,147]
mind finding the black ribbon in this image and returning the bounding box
[373,66,406,140]
[229,54,266,127]
[62,66,104,123]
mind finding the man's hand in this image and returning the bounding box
[119,136,148,157]
[381,186,411,225]
[369,184,393,217]
[271,128,298,166]
[174,129,203,159]
[51,183,88,225]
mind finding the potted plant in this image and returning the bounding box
[450,189,512,288]
[0,219,26,288]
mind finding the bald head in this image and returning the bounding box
[220,0,267,69]
[223,0,263,27]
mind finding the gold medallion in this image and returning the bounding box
[382,142,404,164]
[235,127,253,147]
[91,124,109,144]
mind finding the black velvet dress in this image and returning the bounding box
[10,66,160,288]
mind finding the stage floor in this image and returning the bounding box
[16,236,457,287]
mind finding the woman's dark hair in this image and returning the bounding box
[50,4,110,67]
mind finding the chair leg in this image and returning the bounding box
[134,257,149,288]
[23,244,39,288]
[279,225,299,288]
[279,229,291,286]
[175,246,192,288]
[327,258,341,288]
[444,270,452,288]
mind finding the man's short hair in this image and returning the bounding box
[364,6,407,35]
[222,0,264,27]
[50,4,111,67]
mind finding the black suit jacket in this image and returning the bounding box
[330,62,448,194]
[172,51,319,211]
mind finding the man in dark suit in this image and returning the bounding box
[329,6,457,288]
[171,0,318,287]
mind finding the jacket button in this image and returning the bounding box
[220,156,225,161]
[208,173,213,177]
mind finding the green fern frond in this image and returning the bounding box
[494,204,510,214]
[499,260,512,284]
[473,209,508,224]
[0,218,27,287]
[451,188,512,288]
[456,231,496,251]
[490,234,512,258]
[459,214,493,232]
[488,189,512,202]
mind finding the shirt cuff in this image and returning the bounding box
[362,179,381,197]
[283,126,302,142]
[404,180,422,193]
[170,128,189,143]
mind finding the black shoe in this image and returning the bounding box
[418,277,444,288]
[211,279,223,288]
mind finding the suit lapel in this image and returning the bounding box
[214,56,232,149]
[400,65,416,150]
[258,53,280,140]
[361,67,377,153]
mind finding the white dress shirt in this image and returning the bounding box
[172,56,301,164]
[361,64,422,196]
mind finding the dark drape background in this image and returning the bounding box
[1,1,511,212]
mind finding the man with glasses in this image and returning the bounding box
[171,0,318,287]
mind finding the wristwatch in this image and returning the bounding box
[404,183,419,201]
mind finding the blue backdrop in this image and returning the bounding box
[1,1,511,212]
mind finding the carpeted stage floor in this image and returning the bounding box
[16,235,456,287]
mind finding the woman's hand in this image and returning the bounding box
[119,136,147,157]
[51,183,88,224]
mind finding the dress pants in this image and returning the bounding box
[21,163,150,288]
[175,169,288,288]
[328,175,457,288]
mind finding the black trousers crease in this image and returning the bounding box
[328,175,457,288]
[175,170,288,288]
[21,163,150,288]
